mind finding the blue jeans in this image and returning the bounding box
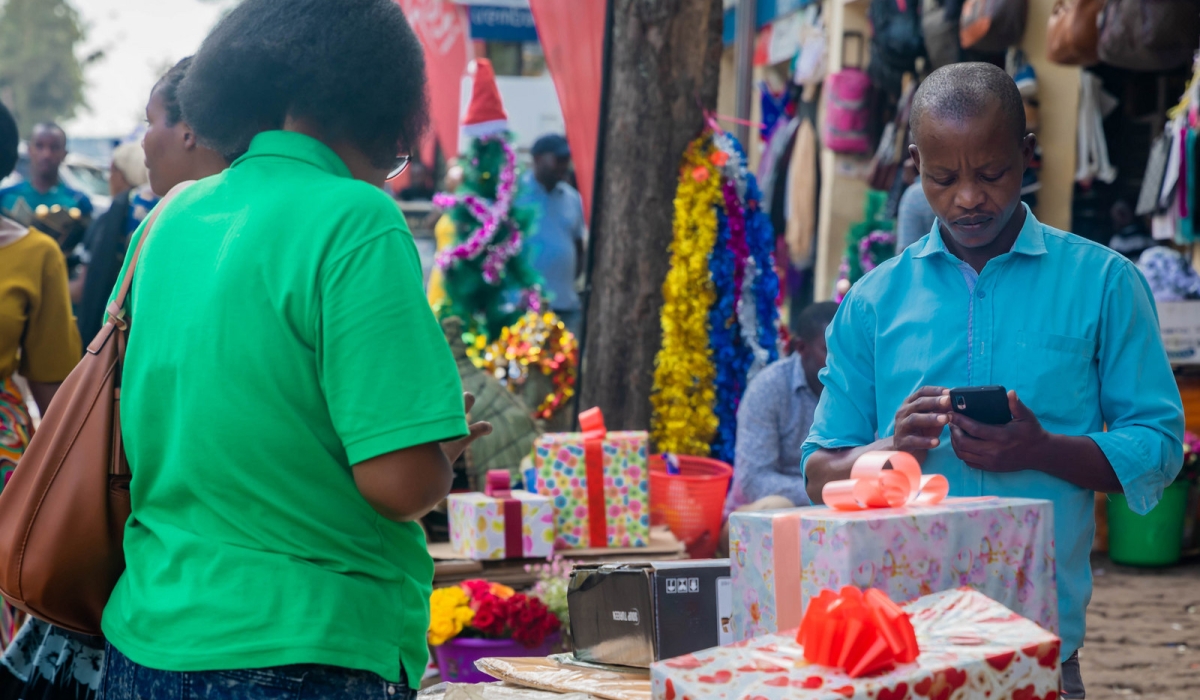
[100,644,415,700]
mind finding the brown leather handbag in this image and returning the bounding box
[1047,0,1103,66]
[0,183,190,635]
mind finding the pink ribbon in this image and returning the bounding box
[822,451,950,511]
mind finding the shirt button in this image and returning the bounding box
[388,687,396,696]
[976,289,986,299]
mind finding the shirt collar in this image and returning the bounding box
[790,353,809,393]
[232,131,353,179]
[911,203,1047,260]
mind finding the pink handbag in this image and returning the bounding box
[824,32,871,154]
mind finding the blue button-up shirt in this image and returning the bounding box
[516,172,585,312]
[801,207,1184,660]
[725,353,819,516]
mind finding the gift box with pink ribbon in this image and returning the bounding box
[651,587,1062,700]
[533,408,650,549]
[729,451,1057,641]
[447,470,555,560]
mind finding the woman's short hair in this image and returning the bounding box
[0,102,18,181]
[153,56,193,127]
[178,0,429,167]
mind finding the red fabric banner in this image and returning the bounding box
[528,0,605,220]
[395,0,473,164]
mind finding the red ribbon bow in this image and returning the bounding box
[797,586,919,678]
[484,470,522,558]
[579,407,608,548]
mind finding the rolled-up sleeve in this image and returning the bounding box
[1088,260,1185,514]
[801,292,879,478]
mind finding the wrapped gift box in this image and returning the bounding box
[728,498,1056,641]
[448,471,555,560]
[534,408,650,549]
[651,587,1062,700]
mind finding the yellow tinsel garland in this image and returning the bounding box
[650,133,722,456]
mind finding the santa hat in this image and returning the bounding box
[461,59,508,138]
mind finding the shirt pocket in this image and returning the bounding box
[1014,330,1094,426]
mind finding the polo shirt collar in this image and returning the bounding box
[233,131,353,179]
[912,203,1047,260]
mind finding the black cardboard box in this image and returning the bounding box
[567,560,731,668]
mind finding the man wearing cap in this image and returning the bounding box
[519,134,586,337]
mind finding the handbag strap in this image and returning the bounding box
[105,181,195,330]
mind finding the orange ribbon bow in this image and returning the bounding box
[797,586,919,678]
[821,451,950,511]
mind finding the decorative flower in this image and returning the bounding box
[465,311,578,420]
[430,578,563,648]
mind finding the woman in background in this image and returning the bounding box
[0,102,85,693]
[75,57,228,343]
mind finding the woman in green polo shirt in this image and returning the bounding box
[98,2,489,699]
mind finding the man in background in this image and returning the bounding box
[519,134,585,337]
[725,301,839,515]
[0,122,93,223]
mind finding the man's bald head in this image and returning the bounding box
[910,63,1026,146]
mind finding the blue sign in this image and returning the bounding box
[469,5,539,43]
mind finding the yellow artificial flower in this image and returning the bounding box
[428,586,475,646]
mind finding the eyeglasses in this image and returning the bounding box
[388,154,412,180]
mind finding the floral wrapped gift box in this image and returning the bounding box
[728,497,1056,642]
[533,408,650,549]
[447,483,555,560]
[651,587,1061,700]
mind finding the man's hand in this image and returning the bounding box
[441,392,493,465]
[893,386,953,461]
[948,390,1049,472]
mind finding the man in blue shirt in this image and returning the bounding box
[0,123,93,223]
[519,134,585,337]
[802,64,1183,700]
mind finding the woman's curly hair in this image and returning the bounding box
[178,0,429,167]
[0,102,16,181]
[154,56,193,127]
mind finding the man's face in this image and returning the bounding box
[534,152,570,189]
[30,127,67,181]
[911,109,1033,250]
[797,329,830,392]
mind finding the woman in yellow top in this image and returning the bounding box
[0,102,81,646]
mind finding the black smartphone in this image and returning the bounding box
[949,386,1012,425]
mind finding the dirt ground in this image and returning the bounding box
[1080,553,1200,699]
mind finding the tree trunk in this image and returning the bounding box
[580,0,723,431]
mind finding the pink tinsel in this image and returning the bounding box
[433,138,520,277]
[722,179,750,305]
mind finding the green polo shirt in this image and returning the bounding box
[101,131,467,684]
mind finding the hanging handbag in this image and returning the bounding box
[0,182,191,635]
[1097,0,1200,72]
[1046,0,1103,66]
[923,0,963,70]
[960,0,1028,53]
[824,32,872,155]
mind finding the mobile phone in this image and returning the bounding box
[949,386,1012,425]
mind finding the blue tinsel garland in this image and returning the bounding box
[744,172,780,364]
[708,206,740,465]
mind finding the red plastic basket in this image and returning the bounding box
[649,454,733,559]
